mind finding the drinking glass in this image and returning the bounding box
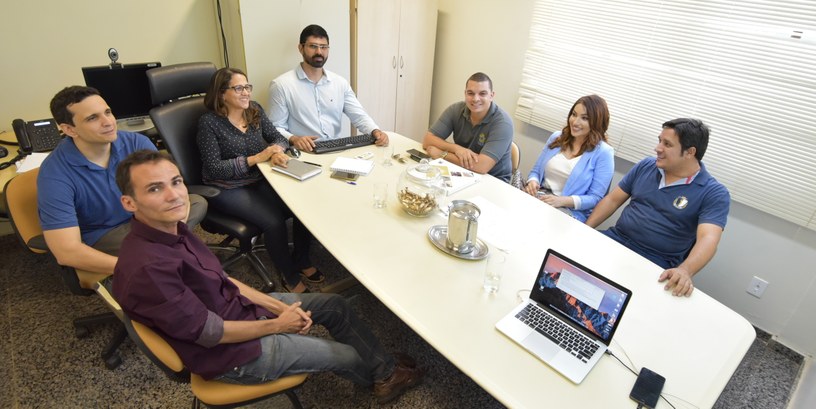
[483,251,506,294]
[373,182,388,208]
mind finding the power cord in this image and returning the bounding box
[0,153,23,170]
[612,339,638,374]
[606,349,638,376]
[1,129,21,144]
[216,0,229,67]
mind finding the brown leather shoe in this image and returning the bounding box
[393,352,416,368]
[373,362,425,404]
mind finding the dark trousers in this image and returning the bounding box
[209,181,313,287]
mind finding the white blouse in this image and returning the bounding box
[543,152,582,195]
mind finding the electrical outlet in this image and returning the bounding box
[746,276,769,298]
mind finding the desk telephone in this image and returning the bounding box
[0,118,63,170]
[11,118,64,153]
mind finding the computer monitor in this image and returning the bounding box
[81,62,161,127]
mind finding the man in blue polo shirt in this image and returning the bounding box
[422,72,513,182]
[37,86,206,276]
[586,118,730,297]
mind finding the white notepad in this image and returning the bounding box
[271,159,322,181]
[329,157,374,176]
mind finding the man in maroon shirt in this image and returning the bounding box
[112,150,423,404]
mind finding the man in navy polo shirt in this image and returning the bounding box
[37,86,206,276]
[586,118,730,297]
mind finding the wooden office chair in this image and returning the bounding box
[3,168,126,369]
[509,141,524,189]
[94,285,308,408]
[146,62,276,292]
[511,141,521,173]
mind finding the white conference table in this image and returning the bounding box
[259,132,755,408]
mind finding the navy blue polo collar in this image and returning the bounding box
[62,132,125,170]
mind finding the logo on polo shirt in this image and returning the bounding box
[673,196,689,210]
[478,133,487,144]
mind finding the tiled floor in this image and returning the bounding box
[713,329,803,409]
[789,359,815,409]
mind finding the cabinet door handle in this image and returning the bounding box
[399,56,404,68]
[392,56,397,68]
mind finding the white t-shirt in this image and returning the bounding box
[543,152,582,195]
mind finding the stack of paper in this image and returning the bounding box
[330,157,374,176]
[16,152,50,173]
[430,159,481,195]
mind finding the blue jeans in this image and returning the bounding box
[215,293,395,386]
[209,181,313,287]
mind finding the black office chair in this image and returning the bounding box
[4,168,126,369]
[146,62,276,292]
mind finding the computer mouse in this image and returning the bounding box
[286,146,301,158]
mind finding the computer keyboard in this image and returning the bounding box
[312,133,376,154]
[516,303,599,363]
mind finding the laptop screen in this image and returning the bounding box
[530,249,632,343]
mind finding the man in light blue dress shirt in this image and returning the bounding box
[268,24,388,152]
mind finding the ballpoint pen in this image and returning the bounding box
[302,161,322,167]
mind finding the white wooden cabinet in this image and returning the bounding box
[353,0,438,142]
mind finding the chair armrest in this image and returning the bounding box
[27,234,49,252]
[187,184,221,199]
[95,280,124,320]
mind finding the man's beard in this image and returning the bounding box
[306,55,326,68]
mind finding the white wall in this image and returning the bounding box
[431,0,553,176]
[430,1,531,127]
[0,1,221,130]
[216,0,352,135]
[696,200,816,356]
[432,0,816,357]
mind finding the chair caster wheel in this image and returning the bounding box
[75,325,90,339]
[105,353,122,370]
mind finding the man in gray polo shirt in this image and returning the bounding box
[422,72,513,182]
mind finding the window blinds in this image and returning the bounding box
[516,0,816,230]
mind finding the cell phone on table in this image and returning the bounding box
[330,171,359,181]
[406,148,430,162]
[629,367,665,409]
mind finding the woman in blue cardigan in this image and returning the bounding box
[524,95,614,222]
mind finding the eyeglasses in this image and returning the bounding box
[224,84,253,93]
[305,43,330,51]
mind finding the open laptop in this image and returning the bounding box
[496,249,632,383]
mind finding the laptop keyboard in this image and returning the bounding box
[516,303,599,363]
[312,133,375,154]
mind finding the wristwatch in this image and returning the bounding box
[439,150,448,159]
